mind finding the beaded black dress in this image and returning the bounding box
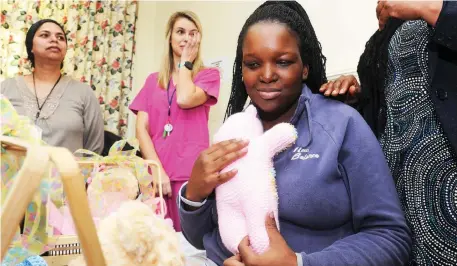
[380,20,457,266]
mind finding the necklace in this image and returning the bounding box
[163,79,176,138]
[33,72,62,122]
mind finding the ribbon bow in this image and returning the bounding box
[75,138,154,199]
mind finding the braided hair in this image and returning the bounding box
[356,18,403,137]
[224,1,327,120]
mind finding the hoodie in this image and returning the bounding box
[179,85,411,266]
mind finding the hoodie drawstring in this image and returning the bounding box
[303,99,313,148]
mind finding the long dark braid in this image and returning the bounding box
[356,18,403,137]
[224,1,327,120]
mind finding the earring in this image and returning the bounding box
[241,76,244,82]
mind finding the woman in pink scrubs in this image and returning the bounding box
[129,11,220,231]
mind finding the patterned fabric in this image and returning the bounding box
[0,0,138,136]
[1,255,48,266]
[1,95,64,265]
[380,20,457,266]
[16,256,48,266]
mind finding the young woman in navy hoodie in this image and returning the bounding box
[178,1,412,266]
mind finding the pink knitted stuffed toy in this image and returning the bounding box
[213,105,298,255]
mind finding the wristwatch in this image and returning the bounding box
[180,61,193,71]
[178,181,207,208]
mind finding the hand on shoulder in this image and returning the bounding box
[320,75,360,97]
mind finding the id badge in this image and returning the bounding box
[31,124,43,140]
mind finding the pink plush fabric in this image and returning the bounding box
[213,105,297,255]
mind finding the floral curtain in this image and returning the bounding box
[0,0,138,136]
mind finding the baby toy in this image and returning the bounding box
[213,105,297,254]
[69,200,184,266]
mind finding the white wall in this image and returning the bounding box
[127,1,158,138]
[301,0,378,77]
[128,0,378,138]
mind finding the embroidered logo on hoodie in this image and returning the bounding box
[291,147,320,161]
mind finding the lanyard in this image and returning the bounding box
[33,73,62,122]
[163,79,176,138]
[166,79,176,117]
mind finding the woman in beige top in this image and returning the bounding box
[1,19,104,153]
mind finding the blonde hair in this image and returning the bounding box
[157,11,205,90]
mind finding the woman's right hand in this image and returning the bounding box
[319,74,361,98]
[158,168,172,197]
[185,139,249,202]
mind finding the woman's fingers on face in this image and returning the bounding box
[185,36,194,49]
[192,34,200,55]
[195,32,201,44]
[190,32,199,47]
[191,34,197,47]
[184,38,191,48]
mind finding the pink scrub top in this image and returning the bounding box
[129,68,220,182]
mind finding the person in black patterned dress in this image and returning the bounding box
[320,1,457,265]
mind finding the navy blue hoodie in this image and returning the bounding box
[179,85,411,266]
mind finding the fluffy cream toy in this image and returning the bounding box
[69,200,185,266]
